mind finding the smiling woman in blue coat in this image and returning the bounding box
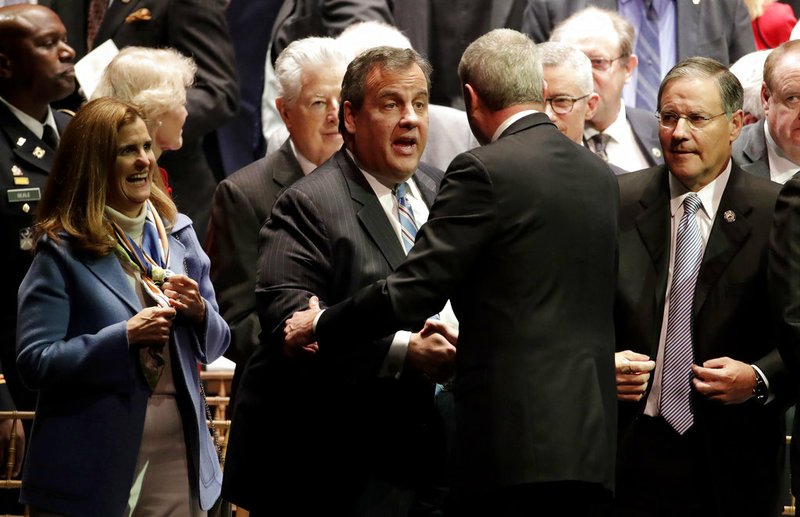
[15,97,230,517]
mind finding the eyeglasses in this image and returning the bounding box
[655,111,727,131]
[588,56,625,71]
[545,94,591,115]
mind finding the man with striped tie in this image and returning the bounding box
[223,46,455,515]
[613,57,790,516]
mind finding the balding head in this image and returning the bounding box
[0,4,75,120]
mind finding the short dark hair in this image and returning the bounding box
[658,57,743,115]
[338,46,432,135]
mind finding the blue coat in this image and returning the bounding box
[16,214,230,517]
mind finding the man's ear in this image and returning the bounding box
[343,100,356,135]
[463,83,479,115]
[276,97,290,128]
[0,53,12,80]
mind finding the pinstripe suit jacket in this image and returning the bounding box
[223,149,446,513]
[206,138,304,364]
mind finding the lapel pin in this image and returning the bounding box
[22,203,30,214]
[16,137,26,147]
[723,210,736,223]
[11,165,22,176]
[692,0,700,4]
[652,148,662,158]
[32,147,45,159]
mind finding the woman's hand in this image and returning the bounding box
[162,274,206,325]
[128,306,176,347]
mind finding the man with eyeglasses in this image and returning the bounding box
[613,56,789,516]
[550,7,663,173]
[733,40,800,184]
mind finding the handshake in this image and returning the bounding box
[284,296,458,383]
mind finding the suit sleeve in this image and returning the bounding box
[207,179,262,364]
[168,0,239,142]
[318,152,497,346]
[257,187,395,378]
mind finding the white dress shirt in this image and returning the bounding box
[585,103,650,172]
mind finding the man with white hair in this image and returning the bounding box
[206,36,347,394]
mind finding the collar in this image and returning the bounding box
[764,121,800,183]
[344,148,421,200]
[289,139,321,176]
[0,95,58,141]
[619,0,672,15]
[667,159,732,221]
[585,102,628,143]
[105,204,146,240]
[492,109,538,142]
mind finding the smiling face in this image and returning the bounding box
[763,51,800,165]
[107,117,156,217]
[659,77,742,191]
[343,63,428,186]
[280,65,344,166]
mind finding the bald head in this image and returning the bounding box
[0,4,75,120]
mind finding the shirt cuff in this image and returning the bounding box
[751,363,774,404]
[378,331,410,379]
[312,309,324,332]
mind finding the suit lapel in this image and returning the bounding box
[273,139,305,191]
[693,165,753,315]
[94,0,140,46]
[634,167,671,310]
[739,120,771,179]
[337,152,407,270]
[675,0,700,60]
[0,104,55,174]
[80,253,140,314]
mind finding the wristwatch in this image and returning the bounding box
[752,367,768,405]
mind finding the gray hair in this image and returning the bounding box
[538,41,594,95]
[339,46,432,134]
[92,46,195,122]
[730,49,771,120]
[658,57,743,115]
[458,29,543,111]
[337,21,412,61]
[274,36,347,106]
[550,6,635,59]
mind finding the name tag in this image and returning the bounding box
[7,188,41,203]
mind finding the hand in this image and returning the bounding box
[407,323,457,383]
[0,418,24,477]
[421,318,458,345]
[127,306,176,347]
[162,274,205,325]
[615,350,655,402]
[284,296,322,358]
[692,357,757,405]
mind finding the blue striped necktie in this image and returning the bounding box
[660,193,703,435]
[396,182,418,254]
[636,0,661,112]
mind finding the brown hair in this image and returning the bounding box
[34,97,177,256]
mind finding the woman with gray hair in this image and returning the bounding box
[93,46,197,195]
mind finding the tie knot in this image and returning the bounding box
[644,0,658,19]
[395,182,410,199]
[683,193,702,216]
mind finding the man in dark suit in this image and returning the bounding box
[613,57,789,516]
[733,40,800,184]
[523,0,754,107]
[41,0,239,240]
[285,29,619,516]
[223,46,456,516]
[206,36,347,394]
[0,4,74,415]
[550,7,663,172]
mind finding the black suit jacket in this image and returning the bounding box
[316,113,620,493]
[627,105,663,167]
[222,149,446,514]
[732,119,772,180]
[206,138,304,365]
[0,104,70,412]
[615,164,788,515]
[43,0,239,239]
[522,0,754,66]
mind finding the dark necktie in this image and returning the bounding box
[42,125,59,151]
[660,193,703,435]
[86,0,108,51]
[395,182,418,254]
[590,133,610,162]
[636,0,661,112]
